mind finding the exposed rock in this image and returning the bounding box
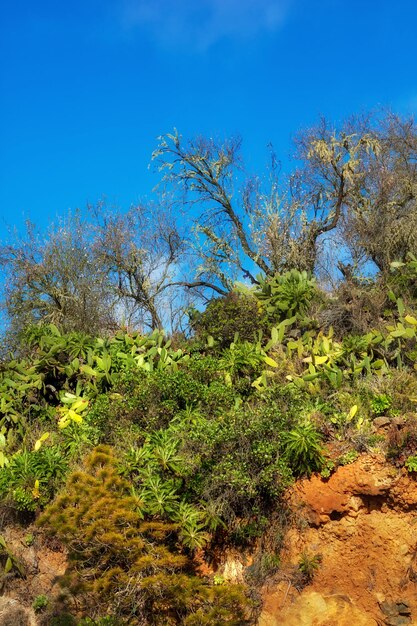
[0,526,67,617]
[396,601,412,615]
[222,555,245,583]
[392,416,406,427]
[380,600,412,625]
[259,590,377,625]
[0,597,36,626]
[290,454,400,525]
[373,416,391,429]
[390,474,417,509]
[259,455,417,625]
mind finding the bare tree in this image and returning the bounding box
[0,212,116,337]
[92,202,194,331]
[3,111,414,342]
[152,126,379,286]
[341,111,417,273]
[152,132,270,289]
[287,119,379,273]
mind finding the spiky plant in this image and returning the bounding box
[39,446,252,624]
[281,421,325,477]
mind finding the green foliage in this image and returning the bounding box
[0,325,193,460]
[405,455,417,472]
[140,472,180,517]
[388,253,417,304]
[121,431,211,551]
[115,384,299,545]
[191,292,266,348]
[298,552,322,583]
[254,270,318,322]
[0,534,25,576]
[320,458,335,479]
[341,334,371,358]
[177,396,295,527]
[0,446,67,512]
[33,595,49,612]
[370,394,392,416]
[338,450,359,466]
[24,533,34,546]
[60,420,101,458]
[218,340,265,383]
[281,421,325,477]
[174,502,210,550]
[1,248,417,623]
[110,365,236,434]
[39,446,252,624]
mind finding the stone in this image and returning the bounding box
[379,600,412,625]
[373,416,391,428]
[396,601,411,615]
[258,590,378,625]
[0,597,36,626]
[222,555,245,583]
[384,618,411,626]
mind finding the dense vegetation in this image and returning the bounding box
[1,111,417,623]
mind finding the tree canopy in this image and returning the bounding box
[2,109,417,338]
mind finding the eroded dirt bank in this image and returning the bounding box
[2,454,417,625]
[259,454,417,626]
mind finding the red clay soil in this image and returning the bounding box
[259,454,417,626]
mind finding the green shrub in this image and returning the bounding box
[254,270,319,322]
[281,421,325,477]
[298,552,322,583]
[33,595,49,612]
[39,446,252,624]
[178,401,293,528]
[219,341,265,382]
[405,455,417,472]
[0,446,68,513]
[182,355,227,383]
[191,292,267,348]
[388,253,417,306]
[370,393,392,416]
[338,450,359,466]
[120,430,211,551]
[110,365,237,435]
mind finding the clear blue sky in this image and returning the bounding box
[1,0,417,236]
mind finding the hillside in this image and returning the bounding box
[1,260,417,625]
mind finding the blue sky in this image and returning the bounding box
[1,0,417,236]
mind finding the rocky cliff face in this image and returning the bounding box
[259,454,417,626]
